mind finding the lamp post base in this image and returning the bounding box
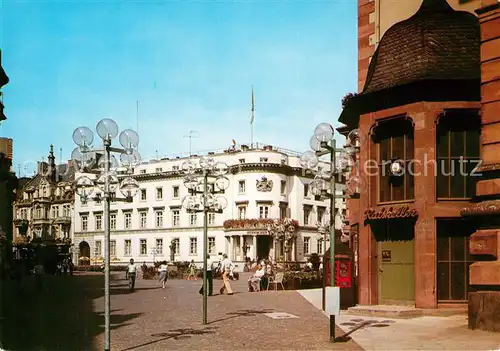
[329,315,336,343]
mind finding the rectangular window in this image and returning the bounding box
[172,210,180,226]
[124,239,132,256]
[437,219,476,302]
[238,180,246,193]
[95,240,102,257]
[173,186,180,199]
[155,211,164,228]
[124,213,132,229]
[156,187,163,200]
[208,237,216,254]
[303,206,312,225]
[81,215,88,231]
[304,184,309,197]
[376,118,414,203]
[140,239,147,255]
[259,206,269,219]
[140,169,146,174]
[303,237,310,255]
[437,113,480,199]
[95,214,102,230]
[140,212,147,228]
[155,167,162,173]
[63,205,71,217]
[238,206,247,219]
[156,238,163,254]
[208,213,215,225]
[95,193,102,205]
[140,189,147,201]
[110,240,116,256]
[110,214,116,230]
[172,238,180,255]
[280,205,287,219]
[317,207,326,224]
[189,237,197,255]
[280,180,286,194]
[189,213,197,226]
[317,239,323,255]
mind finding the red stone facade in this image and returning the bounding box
[465,2,500,332]
[356,101,480,307]
[358,0,375,92]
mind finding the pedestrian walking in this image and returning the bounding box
[219,254,234,295]
[199,255,217,296]
[158,261,168,289]
[127,259,137,291]
[187,260,197,280]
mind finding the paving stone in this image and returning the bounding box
[1,272,362,350]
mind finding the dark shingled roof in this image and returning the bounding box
[363,0,480,94]
[338,0,480,126]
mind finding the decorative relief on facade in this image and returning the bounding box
[256,176,273,192]
[363,205,418,223]
[461,200,500,216]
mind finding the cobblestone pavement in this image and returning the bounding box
[1,272,362,351]
[97,272,362,351]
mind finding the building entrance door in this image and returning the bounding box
[372,219,415,305]
[378,239,415,305]
[257,236,272,260]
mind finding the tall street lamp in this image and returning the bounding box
[300,123,362,343]
[180,156,230,324]
[72,118,141,351]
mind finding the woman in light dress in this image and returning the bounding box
[158,261,168,288]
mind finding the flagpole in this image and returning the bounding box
[251,86,254,149]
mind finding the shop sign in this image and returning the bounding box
[364,205,418,222]
[382,250,391,262]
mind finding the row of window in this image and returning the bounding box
[80,210,216,231]
[303,237,326,255]
[82,179,317,205]
[93,237,216,257]
[375,113,480,203]
[18,205,72,220]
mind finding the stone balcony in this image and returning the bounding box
[54,216,71,225]
[32,217,51,225]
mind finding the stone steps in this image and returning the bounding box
[345,305,467,319]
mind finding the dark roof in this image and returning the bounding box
[338,0,480,127]
[22,162,76,191]
[363,0,480,94]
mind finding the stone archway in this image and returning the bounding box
[78,241,91,265]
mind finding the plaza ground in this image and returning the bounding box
[299,289,500,350]
[0,272,360,350]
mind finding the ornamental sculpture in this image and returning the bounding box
[256,176,273,192]
[364,205,418,224]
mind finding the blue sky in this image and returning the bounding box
[0,0,357,176]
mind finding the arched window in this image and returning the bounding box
[373,117,415,203]
[436,110,480,199]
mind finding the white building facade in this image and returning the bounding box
[72,144,346,266]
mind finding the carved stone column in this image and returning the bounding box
[252,235,257,259]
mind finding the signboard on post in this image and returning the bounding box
[325,286,340,316]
